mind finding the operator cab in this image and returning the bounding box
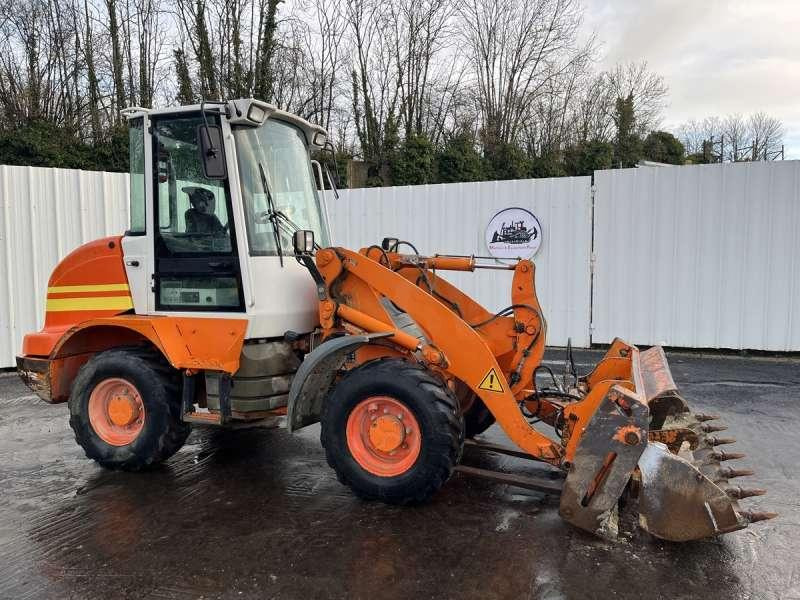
[122,99,333,338]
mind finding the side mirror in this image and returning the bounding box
[293,230,315,255]
[198,125,227,179]
[381,237,399,251]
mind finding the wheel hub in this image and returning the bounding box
[107,394,140,426]
[88,378,146,446]
[369,415,406,452]
[346,396,421,477]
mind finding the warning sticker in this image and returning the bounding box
[478,368,504,393]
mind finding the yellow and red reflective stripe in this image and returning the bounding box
[47,284,130,294]
[46,296,134,312]
[45,283,133,312]
[47,290,132,299]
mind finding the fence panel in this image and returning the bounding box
[5,160,796,367]
[328,177,594,347]
[592,161,800,350]
[0,166,129,368]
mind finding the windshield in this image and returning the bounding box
[233,119,329,255]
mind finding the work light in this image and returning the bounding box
[293,230,315,254]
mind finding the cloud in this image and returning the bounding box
[582,0,800,158]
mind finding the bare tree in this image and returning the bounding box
[345,0,399,173]
[603,61,667,135]
[570,71,614,143]
[457,0,589,150]
[104,0,127,117]
[676,112,784,161]
[388,0,454,140]
[298,0,347,131]
[253,0,281,99]
[748,111,784,160]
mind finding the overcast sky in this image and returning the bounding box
[582,0,800,158]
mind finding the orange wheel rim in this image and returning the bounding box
[346,396,421,477]
[88,377,145,446]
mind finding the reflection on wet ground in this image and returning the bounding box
[0,349,798,599]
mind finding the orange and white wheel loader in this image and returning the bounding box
[16,99,774,542]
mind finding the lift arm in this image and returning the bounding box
[315,247,563,465]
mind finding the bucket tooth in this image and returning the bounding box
[740,510,778,524]
[701,424,728,433]
[708,436,736,446]
[712,451,746,461]
[718,467,754,479]
[695,413,720,422]
[726,487,767,499]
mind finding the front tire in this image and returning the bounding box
[321,358,464,505]
[68,347,190,471]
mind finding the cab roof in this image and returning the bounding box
[121,99,328,148]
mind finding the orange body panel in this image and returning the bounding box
[19,315,248,404]
[23,236,134,356]
[48,315,248,374]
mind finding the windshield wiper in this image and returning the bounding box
[272,210,321,250]
[258,162,284,267]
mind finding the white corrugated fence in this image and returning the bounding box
[328,178,594,348]
[592,161,800,351]
[2,160,799,368]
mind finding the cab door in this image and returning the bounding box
[151,113,244,313]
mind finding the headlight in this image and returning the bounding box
[248,104,267,124]
[313,131,327,147]
[293,230,315,254]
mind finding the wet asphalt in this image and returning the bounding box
[0,349,798,600]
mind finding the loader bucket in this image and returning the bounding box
[559,340,774,542]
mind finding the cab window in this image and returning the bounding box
[154,115,234,255]
[151,113,243,312]
[128,117,146,234]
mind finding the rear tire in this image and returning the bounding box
[321,358,464,505]
[463,397,496,438]
[68,347,190,471]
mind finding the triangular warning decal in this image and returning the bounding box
[478,368,504,393]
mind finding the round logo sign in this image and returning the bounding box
[485,207,543,260]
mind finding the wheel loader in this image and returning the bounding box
[16,99,774,542]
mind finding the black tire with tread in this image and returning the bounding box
[68,346,190,471]
[463,397,496,438]
[320,358,464,505]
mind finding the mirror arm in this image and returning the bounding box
[323,141,341,194]
[200,98,216,156]
[199,98,230,157]
[296,255,327,300]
